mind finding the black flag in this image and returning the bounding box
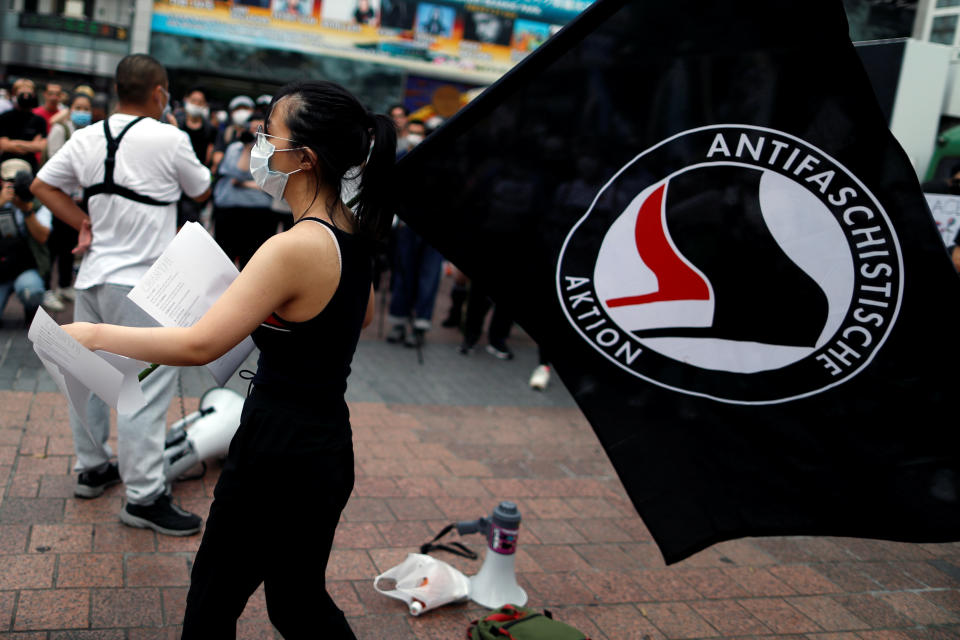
[392,0,960,563]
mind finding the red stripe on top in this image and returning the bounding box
[606,184,710,308]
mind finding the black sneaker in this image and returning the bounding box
[121,494,202,536]
[75,462,121,499]
[486,341,514,360]
[386,324,406,344]
[458,339,475,355]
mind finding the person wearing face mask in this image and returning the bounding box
[42,92,94,305]
[0,78,48,172]
[212,111,277,269]
[211,94,255,174]
[57,80,395,638]
[31,54,212,537]
[175,87,217,227]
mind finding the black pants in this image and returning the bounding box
[181,387,356,639]
[48,217,77,289]
[463,282,512,346]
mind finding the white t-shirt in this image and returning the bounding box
[37,113,210,289]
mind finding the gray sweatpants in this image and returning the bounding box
[70,284,177,505]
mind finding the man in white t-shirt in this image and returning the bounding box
[32,54,211,536]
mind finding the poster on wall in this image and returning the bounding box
[925,193,960,246]
[151,0,592,81]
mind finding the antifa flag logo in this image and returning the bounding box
[557,125,904,404]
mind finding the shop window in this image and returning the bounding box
[931,14,959,45]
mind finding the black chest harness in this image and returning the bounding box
[81,117,176,211]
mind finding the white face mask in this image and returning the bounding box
[406,133,424,147]
[185,102,209,119]
[249,127,305,200]
[232,108,253,127]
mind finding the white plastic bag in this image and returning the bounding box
[373,553,471,616]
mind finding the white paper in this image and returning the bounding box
[28,308,148,428]
[127,221,255,386]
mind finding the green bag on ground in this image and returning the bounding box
[467,604,590,640]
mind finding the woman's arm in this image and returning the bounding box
[64,232,312,365]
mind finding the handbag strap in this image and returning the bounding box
[420,523,479,560]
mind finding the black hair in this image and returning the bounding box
[185,85,207,100]
[270,81,397,244]
[115,54,167,104]
[388,103,408,116]
[407,119,426,129]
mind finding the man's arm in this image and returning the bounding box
[191,187,212,203]
[30,178,88,231]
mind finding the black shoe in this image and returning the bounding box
[458,339,475,355]
[404,328,424,348]
[121,494,202,536]
[75,462,121,499]
[386,324,406,344]
[486,341,514,360]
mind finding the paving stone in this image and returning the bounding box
[57,553,123,588]
[14,588,88,630]
[92,523,156,553]
[90,588,163,627]
[126,555,190,587]
[876,592,960,624]
[406,608,473,640]
[678,567,751,600]
[0,590,14,630]
[49,631,126,639]
[690,599,771,635]
[575,568,649,603]
[641,602,718,639]
[0,498,64,524]
[29,523,92,553]
[786,595,871,631]
[768,565,845,594]
[724,566,796,596]
[519,572,596,605]
[327,549,377,581]
[348,614,417,639]
[0,524,29,554]
[590,603,666,639]
[738,597,822,634]
[831,593,913,628]
[0,554,55,589]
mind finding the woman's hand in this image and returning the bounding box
[62,322,99,351]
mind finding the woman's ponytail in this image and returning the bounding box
[355,112,397,244]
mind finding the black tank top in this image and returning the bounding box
[250,217,372,408]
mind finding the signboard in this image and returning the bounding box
[925,193,960,246]
[19,13,129,40]
[151,0,592,81]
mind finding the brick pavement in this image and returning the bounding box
[1,290,959,638]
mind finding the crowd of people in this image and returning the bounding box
[1,51,555,635]
[1,73,553,388]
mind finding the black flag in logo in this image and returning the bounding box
[391,0,960,563]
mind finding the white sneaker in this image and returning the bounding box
[529,364,550,391]
[58,287,76,302]
[41,290,65,312]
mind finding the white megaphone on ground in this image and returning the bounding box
[163,387,244,483]
[456,501,527,609]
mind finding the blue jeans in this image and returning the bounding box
[0,269,44,317]
[388,224,443,330]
